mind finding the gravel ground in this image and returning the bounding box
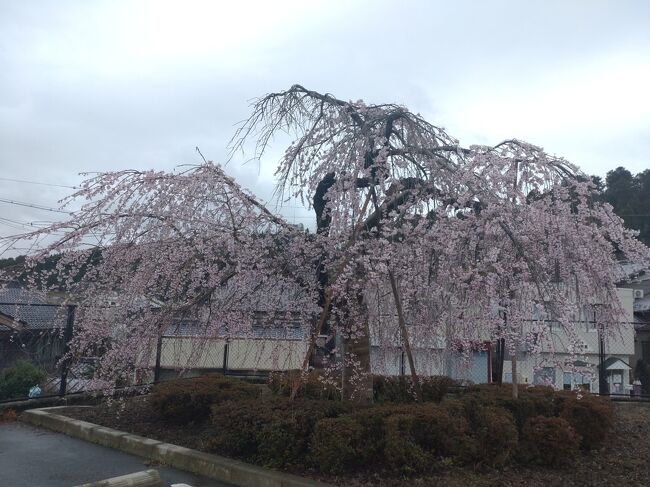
[62,397,650,487]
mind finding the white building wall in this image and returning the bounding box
[151,289,635,389]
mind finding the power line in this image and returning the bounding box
[0,176,75,189]
[0,217,49,227]
[0,198,73,215]
[0,219,25,231]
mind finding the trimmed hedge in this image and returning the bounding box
[269,371,458,403]
[373,375,457,403]
[382,404,466,474]
[150,374,259,424]
[449,396,519,467]
[520,416,581,466]
[268,369,340,400]
[150,374,616,476]
[310,416,365,474]
[209,396,353,467]
[557,392,614,450]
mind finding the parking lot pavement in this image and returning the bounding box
[0,421,234,487]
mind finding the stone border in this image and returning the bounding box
[21,407,332,487]
[76,469,161,487]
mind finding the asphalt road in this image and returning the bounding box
[0,421,234,487]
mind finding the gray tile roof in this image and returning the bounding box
[0,288,66,332]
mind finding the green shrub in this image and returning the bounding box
[348,403,467,474]
[209,396,352,465]
[501,394,556,432]
[407,404,468,458]
[388,404,467,473]
[0,360,46,400]
[477,407,518,467]
[310,416,365,474]
[257,416,306,468]
[271,373,458,403]
[524,385,557,398]
[208,397,284,458]
[450,398,518,468]
[421,376,457,402]
[347,404,409,464]
[384,413,434,474]
[558,393,614,450]
[373,375,410,403]
[463,382,508,398]
[459,384,556,433]
[150,374,259,424]
[257,399,351,467]
[458,385,612,457]
[520,416,581,466]
[268,369,340,400]
[373,375,457,403]
[199,379,613,474]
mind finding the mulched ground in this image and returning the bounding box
[62,397,650,486]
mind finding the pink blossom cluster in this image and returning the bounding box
[2,85,648,389]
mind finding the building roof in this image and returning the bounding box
[633,315,650,332]
[599,357,631,371]
[619,261,650,283]
[0,288,66,332]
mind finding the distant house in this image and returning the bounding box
[0,286,66,370]
[147,284,638,392]
[618,267,650,383]
[507,288,635,394]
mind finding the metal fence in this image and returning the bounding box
[0,303,114,403]
[2,300,648,402]
[151,335,308,382]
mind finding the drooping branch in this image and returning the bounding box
[388,269,422,401]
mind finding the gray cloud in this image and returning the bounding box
[1,0,649,251]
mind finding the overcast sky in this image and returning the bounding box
[1,0,649,248]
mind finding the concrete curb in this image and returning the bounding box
[20,407,332,487]
[76,469,161,487]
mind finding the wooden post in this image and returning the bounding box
[511,353,519,399]
[58,305,75,397]
[153,334,163,383]
[222,340,229,375]
[388,270,422,401]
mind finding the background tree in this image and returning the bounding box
[600,167,650,246]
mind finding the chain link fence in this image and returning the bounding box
[2,298,645,402]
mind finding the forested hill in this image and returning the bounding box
[0,252,100,289]
[593,167,650,247]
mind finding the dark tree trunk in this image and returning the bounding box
[339,289,373,403]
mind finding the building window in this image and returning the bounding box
[533,367,556,386]
[563,372,591,391]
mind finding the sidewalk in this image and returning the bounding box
[0,421,233,487]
